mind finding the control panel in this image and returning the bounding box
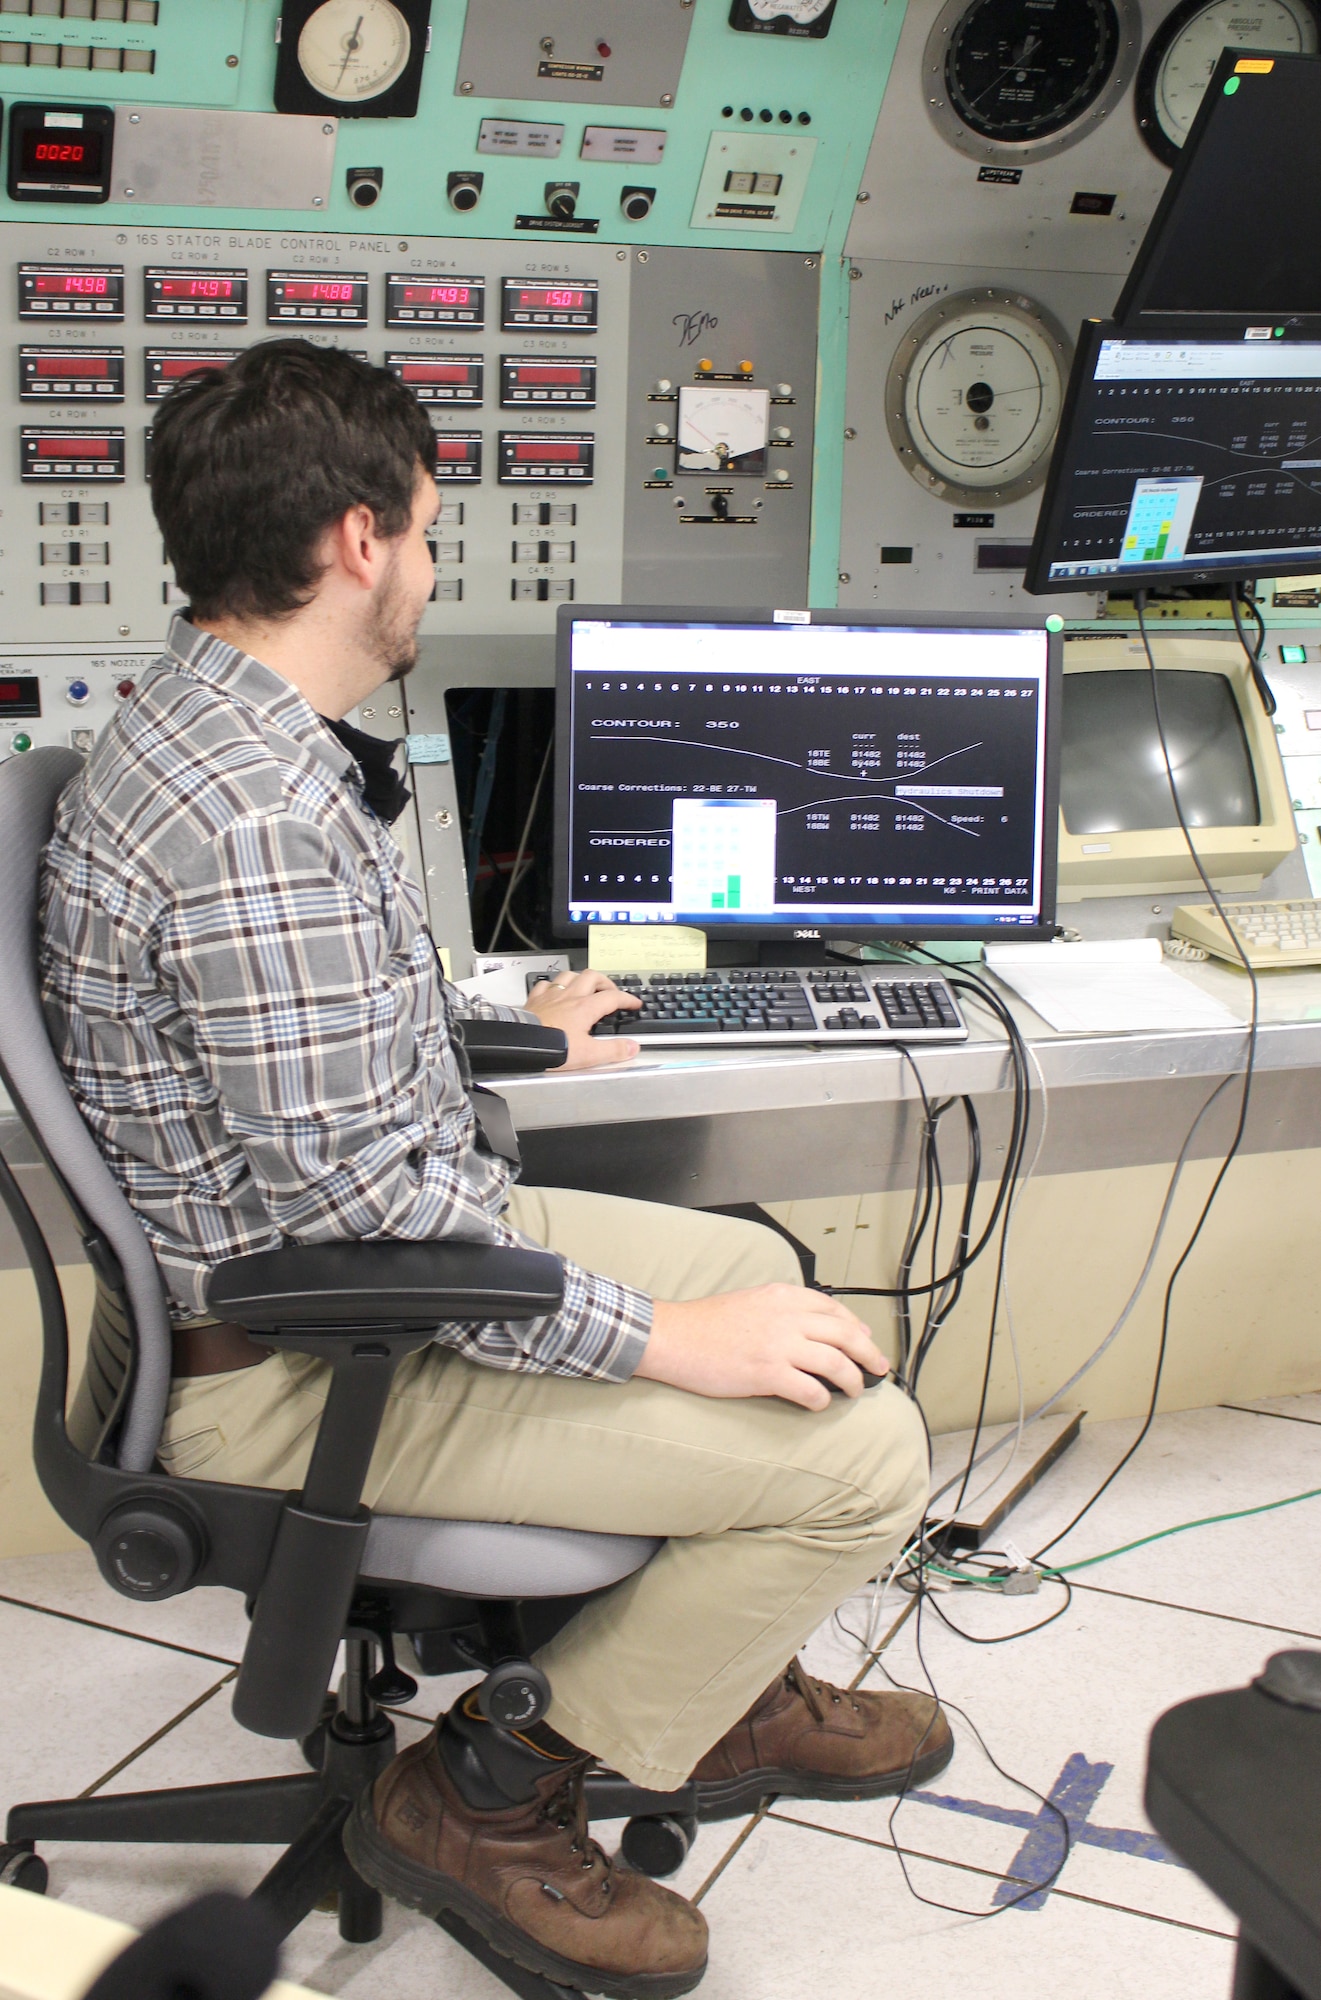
[0,224,816,649]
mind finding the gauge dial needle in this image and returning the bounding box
[337,15,364,89]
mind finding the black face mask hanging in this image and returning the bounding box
[322,715,413,826]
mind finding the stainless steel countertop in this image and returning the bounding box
[499,959,1321,1132]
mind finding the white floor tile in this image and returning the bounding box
[779,1575,1280,1936]
[0,1548,248,1662]
[0,1599,232,1811]
[693,1811,1234,2000]
[947,1402,1321,1637]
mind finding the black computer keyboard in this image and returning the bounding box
[575,968,968,1047]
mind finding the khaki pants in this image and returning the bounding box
[160,1188,929,1789]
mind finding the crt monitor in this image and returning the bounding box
[1117,49,1321,324]
[1056,634,1296,901]
[554,608,1062,945]
[1026,320,1321,593]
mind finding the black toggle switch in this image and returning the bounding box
[545,181,579,221]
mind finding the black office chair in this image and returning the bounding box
[0,747,698,1995]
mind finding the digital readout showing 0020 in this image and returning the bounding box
[385,275,485,327]
[19,266,124,319]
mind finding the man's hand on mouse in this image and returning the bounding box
[637,1283,889,1411]
[525,968,641,1071]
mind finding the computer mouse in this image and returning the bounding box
[809,1366,887,1396]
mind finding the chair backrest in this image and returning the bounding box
[0,747,173,1473]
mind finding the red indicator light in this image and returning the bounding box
[37,436,110,456]
[515,366,585,385]
[280,280,359,302]
[35,356,109,376]
[515,441,582,461]
[34,273,109,296]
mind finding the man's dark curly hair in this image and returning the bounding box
[149,338,437,622]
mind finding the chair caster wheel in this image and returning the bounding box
[477,1660,551,1729]
[0,1842,48,1894]
[620,1813,698,1879]
[300,1695,337,1770]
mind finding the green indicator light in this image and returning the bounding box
[1045,614,1065,632]
[1224,75,1241,94]
[1276,327,1286,338]
[11,733,32,754]
[1281,644,1308,664]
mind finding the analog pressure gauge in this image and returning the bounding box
[885,289,1071,507]
[925,0,1141,164]
[1135,0,1321,165]
[729,0,837,34]
[273,0,432,118]
[677,385,771,477]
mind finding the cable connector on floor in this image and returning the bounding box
[999,1540,1041,1594]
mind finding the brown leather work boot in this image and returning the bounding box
[344,1723,708,1999]
[690,1658,953,1820]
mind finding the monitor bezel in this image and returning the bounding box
[553,605,1063,947]
[1025,316,1321,595]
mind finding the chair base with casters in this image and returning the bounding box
[0,747,703,1997]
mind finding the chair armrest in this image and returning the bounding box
[207,1239,564,1333]
[457,1018,568,1075]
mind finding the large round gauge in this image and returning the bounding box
[1135,0,1321,165]
[924,0,1142,164]
[885,289,1071,507]
[296,0,412,104]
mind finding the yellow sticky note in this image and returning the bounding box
[588,924,707,973]
[435,943,453,980]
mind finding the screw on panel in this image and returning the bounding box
[433,809,453,828]
[322,123,335,135]
[856,190,871,201]
[849,266,862,279]
[129,113,140,123]
[844,427,857,439]
[123,188,135,197]
[459,80,474,94]
[838,573,850,585]
[660,92,674,106]
[804,257,817,269]
[637,249,649,261]
[312,197,324,206]
[118,625,130,636]
[226,53,238,66]
[616,247,627,259]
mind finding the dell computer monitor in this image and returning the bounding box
[554,608,1062,945]
[1118,49,1321,324]
[1026,320,1321,593]
[1056,635,1297,900]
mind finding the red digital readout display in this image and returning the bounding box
[0,682,33,703]
[400,284,473,306]
[156,277,235,299]
[36,436,109,456]
[433,440,477,460]
[401,363,474,383]
[34,356,109,376]
[513,366,587,385]
[34,142,86,164]
[158,357,229,379]
[34,273,109,296]
[515,441,583,461]
[279,281,359,302]
[516,288,586,310]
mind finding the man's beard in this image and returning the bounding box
[369,546,424,684]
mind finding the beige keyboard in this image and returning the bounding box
[1171,899,1321,968]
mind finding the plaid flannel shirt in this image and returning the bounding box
[38,615,651,1381]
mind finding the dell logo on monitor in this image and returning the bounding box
[793,928,822,939]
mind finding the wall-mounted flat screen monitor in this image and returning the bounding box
[1026,321,1321,593]
[555,608,1062,944]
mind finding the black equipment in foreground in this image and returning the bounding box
[1146,1649,1321,2000]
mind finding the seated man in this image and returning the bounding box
[40,340,949,2000]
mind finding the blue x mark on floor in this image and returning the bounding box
[910,1753,1178,1910]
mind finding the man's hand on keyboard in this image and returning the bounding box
[637,1284,888,1411]
[526,969,642,1070]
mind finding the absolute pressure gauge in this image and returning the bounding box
[924,0,1141,165]
[273,0,432,118]
[1135,0,1321,165]
[729,0,837,35]
[885,288,1070,507]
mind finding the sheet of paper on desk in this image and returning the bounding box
[983,937,1241,1034]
